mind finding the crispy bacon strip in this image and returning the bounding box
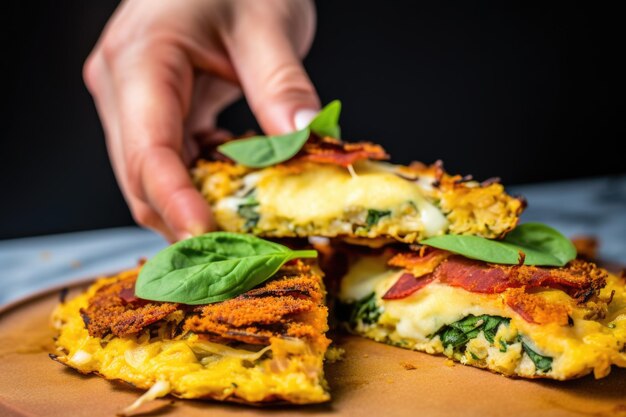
[388,248,451,277]
[294,136,389,166]
[382,273,435,300]
[383,253,607,302]
[438,256,606,299]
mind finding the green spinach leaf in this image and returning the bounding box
[237,196,260,231]
[521,340,553,372]
[350,292,382,326]
[437,314,510,349]
[421,223,576,266]
[309,99,341,138]
[135,232,317,305]
[365,209,391,228]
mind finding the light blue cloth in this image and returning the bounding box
[0,176,624,307]
[0,228,167,306]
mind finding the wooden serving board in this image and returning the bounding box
[0,281,624,417]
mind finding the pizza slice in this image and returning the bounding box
[193,136,524,244]
[51,258,331,407]
[336,246,626,380]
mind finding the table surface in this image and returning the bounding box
[1,175,624,306]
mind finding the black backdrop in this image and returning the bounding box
[2,2,624,239]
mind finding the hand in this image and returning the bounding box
[84,0,319,242]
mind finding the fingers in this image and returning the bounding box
[223,1,320,134]
[87,40,214,241]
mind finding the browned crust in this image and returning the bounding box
[81,261,329,349]
[503,287,572,325]
[185,262,329,349]
[80,270,179,338]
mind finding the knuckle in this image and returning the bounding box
[263,63,316,101]
[82,53,100,92]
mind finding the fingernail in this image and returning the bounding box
[186,223,209,238]
[177,225,205,241]
[293,109,319,130]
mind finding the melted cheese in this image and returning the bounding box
[255,162,448,236]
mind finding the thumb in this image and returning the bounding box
[224,14,320,134]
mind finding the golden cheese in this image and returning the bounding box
[256,162,446,232]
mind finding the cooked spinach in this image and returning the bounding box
[237,196,260,231]
[350,292,382,326]
[498,339,508,352]
[521,340,553,372]
[365,209,391,228]
[437,314,510,349]
[436,315,553,374]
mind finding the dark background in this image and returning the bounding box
[2,2,624,239]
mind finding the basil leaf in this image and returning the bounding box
[503,223,576,265]
[421,223,576,266]
[135,232,317,305]
[521,340,553,372]
[217,100,342,167]
[309,99,342,138]
[217,128,310,168]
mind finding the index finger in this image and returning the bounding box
[109,41,214,239]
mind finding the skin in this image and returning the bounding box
[84,0,319,241]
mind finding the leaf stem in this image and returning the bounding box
[291,250,318,259]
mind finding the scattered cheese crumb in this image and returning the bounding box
[400,361,417,370]
[444,359,455,367]
[325,347,345,363]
